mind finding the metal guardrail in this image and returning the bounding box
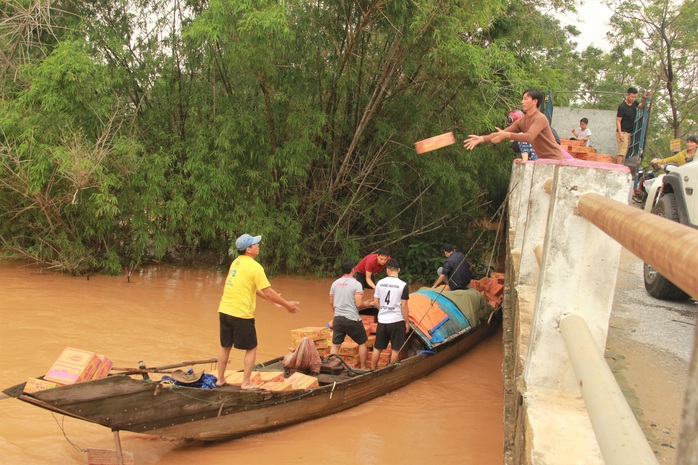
[513,164,697,465]
[559,313,659,464]
[568,192,698,465]
[532,185,698,465]
[577,192,698,298]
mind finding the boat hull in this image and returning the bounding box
[4,314,499,442]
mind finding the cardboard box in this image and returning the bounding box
[91,355,113,380]
[267,380,296,391]
[291,327,330,341]
[223,371,260,385]
[366,335,376,349]
[286,372,319,390]
[23,377,60,394]
[258,371,285,383]
[44,347,101,385]
[339,341,359,356]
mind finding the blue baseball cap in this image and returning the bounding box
[235,234,262,250]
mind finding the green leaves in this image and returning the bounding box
[2,0,585,277]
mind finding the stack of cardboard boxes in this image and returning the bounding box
[24,347,113,394]
[223,370,319,391]
[290,326,332,356]
[560,138,613,163]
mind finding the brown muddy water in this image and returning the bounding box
[0,260,503,465]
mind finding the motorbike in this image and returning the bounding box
[632,162,676,208]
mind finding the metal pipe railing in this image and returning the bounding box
[577,192,698,298]
[560,313,659,465]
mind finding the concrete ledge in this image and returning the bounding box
[515,285,535,375]
[525,390,603,465]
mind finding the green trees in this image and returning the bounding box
[572,0,697,157]
[1,0,576,279]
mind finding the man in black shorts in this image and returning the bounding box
[329,259,373,369]
[370,259,410,370]
[217,233,300,389]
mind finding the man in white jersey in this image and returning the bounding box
[370,259,410,370]
[329,259,373,369]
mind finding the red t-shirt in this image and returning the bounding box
[355,254,388,274]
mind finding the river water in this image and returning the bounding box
[0,260,503,464]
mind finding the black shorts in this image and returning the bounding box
[354,272,369,289]
[332,316,368,345]
[219,313,257,350]
[374,321,407,351]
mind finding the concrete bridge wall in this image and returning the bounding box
[502,159,634,464]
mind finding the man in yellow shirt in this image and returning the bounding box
[217,234,300,389]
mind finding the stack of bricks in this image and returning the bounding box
[560,138,613,163]
[470,272,505,309]
[290,326,331,356]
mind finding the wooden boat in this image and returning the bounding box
[3,287,500,442]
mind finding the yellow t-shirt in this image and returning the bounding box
[658,150,693,166]
[218,255,271,319]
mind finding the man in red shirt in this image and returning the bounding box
[354,248,391,290]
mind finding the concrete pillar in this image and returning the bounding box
[517,161,557,287]
[508,161,526,235]
[524,160,630,394]
[511,161,534,253]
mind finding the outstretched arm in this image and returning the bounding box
[260,287,300,313]
[464,134,485,150]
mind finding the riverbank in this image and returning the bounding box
[607,247,697,465]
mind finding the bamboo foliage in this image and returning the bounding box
[1,0,576,277]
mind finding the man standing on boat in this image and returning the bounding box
[432,244,472,291]
[216,234,300,389]
[371,259,410,370]
[329,259,373,369]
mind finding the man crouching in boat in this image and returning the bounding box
[216,234,300,389]
[329,259,374,369]
[370,259,410,370]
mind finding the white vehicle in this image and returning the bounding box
[642,164,678,212]
[643,160,698,300]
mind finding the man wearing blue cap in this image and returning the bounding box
[216,233,300,389]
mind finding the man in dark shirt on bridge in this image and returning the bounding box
[616,86,650,164]
[432,244,472,291]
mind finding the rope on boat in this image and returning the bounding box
[52,412,87,453]
[397,187,512,353]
